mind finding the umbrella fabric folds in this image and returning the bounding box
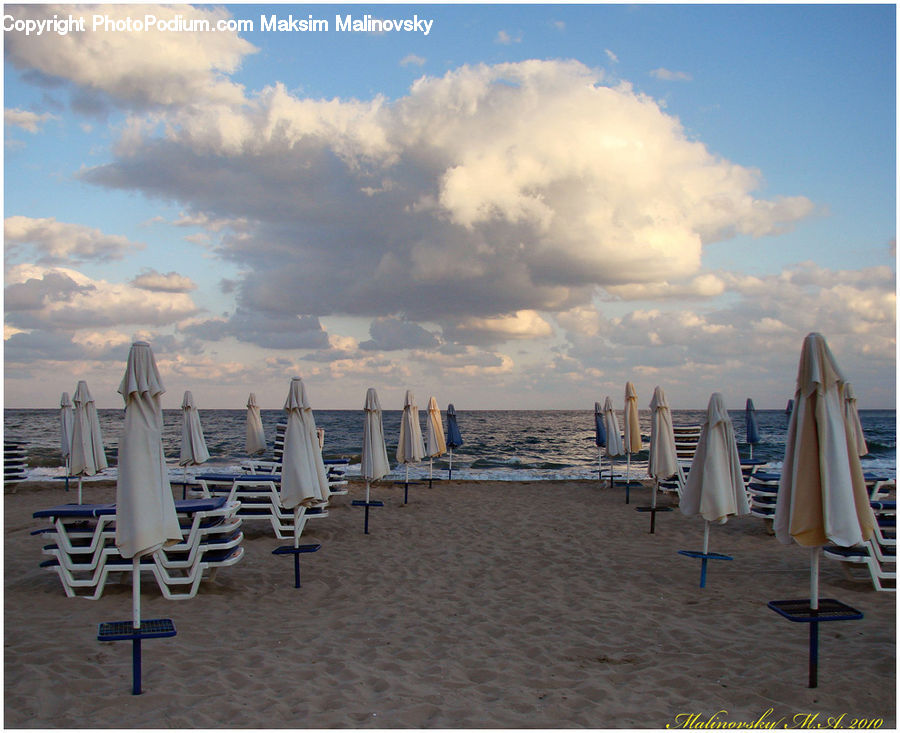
[681,393,749,524]
[446,403,463,480]
[396,390,426,465]
[623,382,641,456]
[179,391,210,468]
[115,342,182,563]
[594,401,607,481]
[745,398,761,458]
[361,388,390,482]
[280,378,330,510]
[775,334,875,549]
[843,383,868,457]
[59,392,74,461]
[648,387,678,482]
[603,397,624,458]
[70,380,108,477]
[245,393,267,457]
[425,397,447,459]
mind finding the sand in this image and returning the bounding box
[4,478,896,729]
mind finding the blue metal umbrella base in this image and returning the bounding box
[768,598,863,689]
[272,543,321,588]
[636,504,673,533]
[351,499,384,534]
[392,480,424,504]
[98,618,176,695]
[678,549,733,587]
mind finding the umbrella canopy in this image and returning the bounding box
[425,397,447,458]
[59,392,74,460]
[680,393,749,523]
[648,386,678,481]
[774,333,875,548]
[603,396,624,457]
[70,380,108,476]
[245,392,267,457]
[279,377,330,509]
[361,388,390,481]
[843,383,868,457]
[115,342,182,561]
[745,398,761,446]
[396,390,426,465]
[179,390,210,467]
[446,404,463,449]
[623,382,641,455]
[593,401,607,448]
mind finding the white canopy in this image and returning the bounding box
[179,390,210,467]
[603,396,624,457]
[245,392,267,457]
[396,390,425,465]
[115,342,181,560]
[648,386,678,480]
[680,393,749,524]
[425,396,447,458]
[59,392,74,460]
[774,333,875,547]
[843,383,868,457]
[70,380,108,476]
[361,387,390,481]
[279,377,330,509]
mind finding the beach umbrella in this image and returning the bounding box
[356,387,389,533]
[396,389,426,503]
[603,396,624,487]
[446,404,463,480]
[745,398,761,459]
[178,391,210,498]
[245,393,267,457]
[280,377,330,512]
[70,380,108,504]
[843,383,868,457]
[772,333,875,687]
[622,382,642,503]
[679,393,749,587]
[109,341,182,694]
[593,402,607,482]
[59,392,74,491]
[640,386,678,533]
[425,396,446,487]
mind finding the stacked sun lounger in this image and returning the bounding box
[657,424,701,498]
[824,499,896,591]
[192,474,329,540]
[33,497,244,600]
[5,440,28,486]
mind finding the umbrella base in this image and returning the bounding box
[351,500,384,534]
[678,550,733,588]
[98,618,176,695]
[392,480,425,504]
[273,543,321,588]
[635,505,673,534]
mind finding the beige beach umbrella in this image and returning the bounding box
[772,332,875,687]
[842,383,868,457]
[622,381,642,501]
[60,392,74,489]
[679,393,749,586]
[280,377,330,512]
[396,390,426,503]
[358,387,390,533]
[246,392,267,457]
[643,386,678,532]
[70,380,108,503]
[112,341,182,693]
[425,396,446,485]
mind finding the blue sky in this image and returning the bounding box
[4,3,896,411]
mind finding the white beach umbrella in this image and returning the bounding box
[603,396,624,460]
[623,381,642,501]
[679,393,749,586]
[843,383,868,457]
[70,380,108,503]
[425,396,446,485]
[644,386,678,532]
[773,333,876,687]
[359,387,390,533]
[60,392,74,489]
[396,390,426,500]
[179,390,210,468]
[300,380,331,504]
[279,377,329,513]
[245,392,267,457]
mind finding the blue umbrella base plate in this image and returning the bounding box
[273,543,321,556]
[678,550,733,561]
[768,599,863,623]
[98,618,176,641]
[351,500,384,507]
[636,506,673,513]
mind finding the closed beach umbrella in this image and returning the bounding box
[773,332,876,687]
[60,392,74,489]
[245,392,267,457]
[70,380,108,503]
[280,377,330,511]
[679,393,749,586]
[397,390,426,502]
[603,396,624,458]
[179,391,210,467]
[446,403,463,479]
[843,383,868,457]
[745,398,761,459]
[623,382,641,500]
[115,342,182,628]
[358,387,389,533]
[593,401,606,481]
[644,386,678,532]
[425,396,446,485]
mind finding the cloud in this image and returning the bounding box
[359,316,440,351]
[495,30,522,45]
[444,310,554,345]
[605,49,618,63]
[650,68,693,82]
[180,309,330,350]
[131,269,196,293]
[4,215,143,264]
[400,54,426,67]
[5,107,55,132]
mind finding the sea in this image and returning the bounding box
[5,407,896,483]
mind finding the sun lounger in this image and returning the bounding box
[823,543,896,592]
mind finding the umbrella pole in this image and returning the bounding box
[449,449,453,481]
[182,466,188,500]
[598,447,602,484]
[700,521,710,588]
[77,476,83,505]
[625,454,631,504]
[429,458,433,488]
[749,444,754,460]
[64,457,70,492]
[810,547,820,688]
[404,464,410,504]
[132,557,142,695]
[365,480,371,534]
[650,479,659,534]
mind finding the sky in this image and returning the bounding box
[3,2,896,411]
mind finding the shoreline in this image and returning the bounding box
[5,478,895,728]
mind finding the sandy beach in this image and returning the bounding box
[4,478,895,729]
